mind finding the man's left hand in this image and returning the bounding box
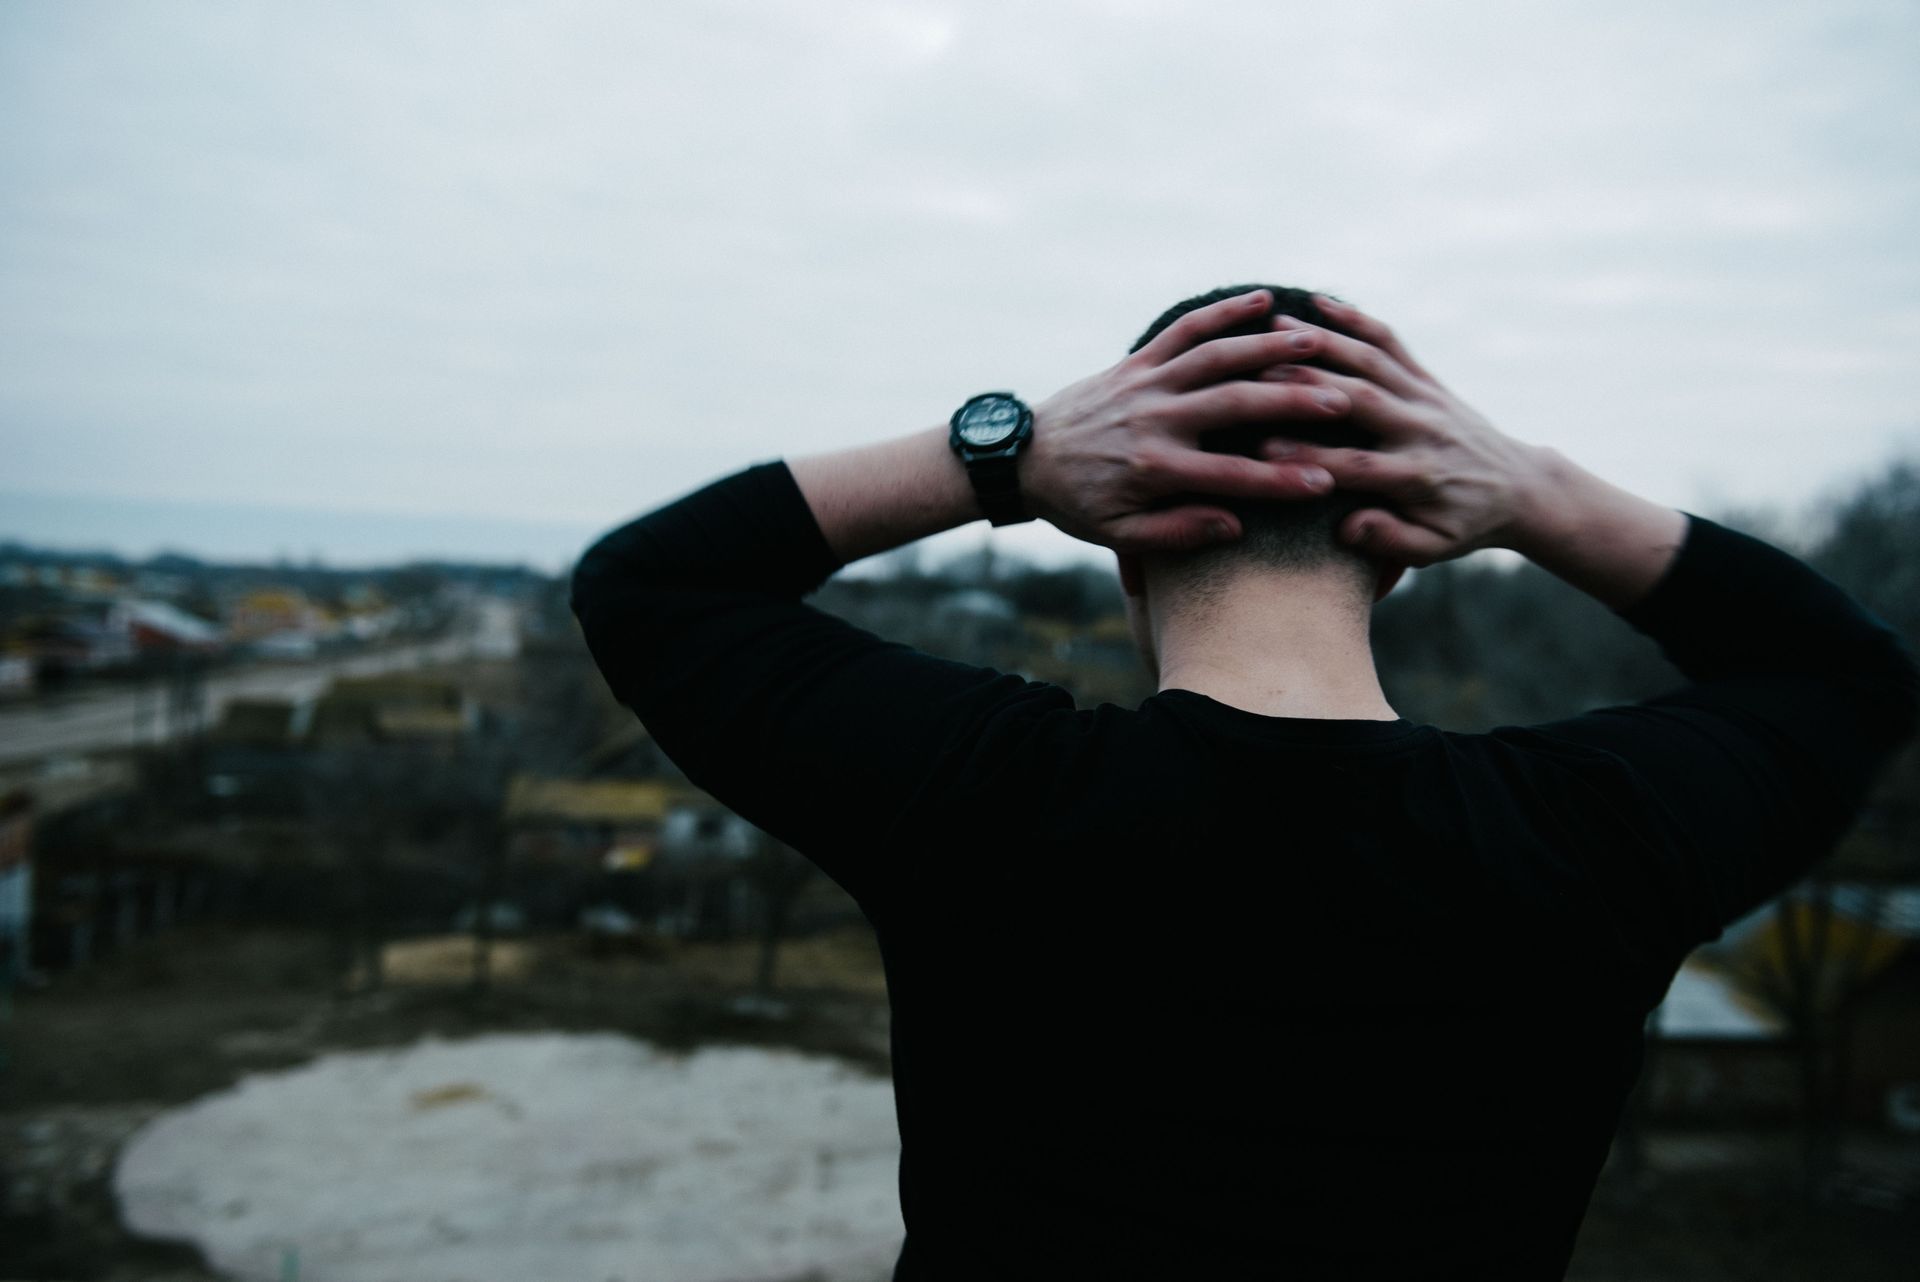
[1022,288,1348,553]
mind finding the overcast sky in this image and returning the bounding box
[3,0,1917,569]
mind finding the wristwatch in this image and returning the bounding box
[948,391,1035,527]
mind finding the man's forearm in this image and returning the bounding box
[1503,448,1691,613]
[788,426,982,565]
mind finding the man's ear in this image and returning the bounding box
[1372,563,1406,603]
[1117,551,1145,599]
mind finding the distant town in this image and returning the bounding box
[0,538,541,707]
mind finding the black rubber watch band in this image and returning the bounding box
[970,454,1027,527]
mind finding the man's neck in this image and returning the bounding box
[1150,571,1397,721]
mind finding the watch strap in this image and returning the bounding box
[969,454,1029,527]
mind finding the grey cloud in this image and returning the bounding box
[1,0,1916,565]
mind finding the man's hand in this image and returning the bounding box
[1256,295,1688,609]
[1247,295,1560,566]
[1021,288,1352,553]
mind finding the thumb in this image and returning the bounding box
[1108,505,1242,554]
[1339,509,1451,566]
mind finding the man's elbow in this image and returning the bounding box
[567,547,602,629]
[565,542,646,709]
[568,525,634,628]
[567,538,637,666]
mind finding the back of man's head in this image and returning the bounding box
[1131,284,1379,599]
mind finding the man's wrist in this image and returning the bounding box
[1500,445,1689,611]
[1497,444,1583,559]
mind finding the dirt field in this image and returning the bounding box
[3,924,1916,1280]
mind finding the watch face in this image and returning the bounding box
[956,397,1023,447]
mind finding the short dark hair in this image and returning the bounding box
[1131,283,1377,580]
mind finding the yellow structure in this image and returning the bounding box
[503,777,710,825]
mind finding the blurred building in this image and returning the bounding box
[225,588,322,643]
[1653,887,1920,1131]
[1650,960,1794,1123]
[306,675,478,750]
[109,599,224,655]
[504,773,757,937]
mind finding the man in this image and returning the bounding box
[570,286,1918,1277]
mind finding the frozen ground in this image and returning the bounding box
[114,1032,903,1282]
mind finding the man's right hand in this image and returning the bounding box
[1261,295,1689,609]
[1248,295,1559,567]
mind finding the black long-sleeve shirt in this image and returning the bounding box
[571,462,1919,1279]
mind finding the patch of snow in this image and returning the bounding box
[116,1033,903,1282]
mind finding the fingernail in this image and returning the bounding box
[1263,438,1298,458]
[1314,389,1343,411]
[1300,466,1332,489]
[1289,331,1317,351]
[1210,519,1234,540]
[1271,314,1302,328]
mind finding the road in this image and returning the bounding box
[0,597,521,767]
